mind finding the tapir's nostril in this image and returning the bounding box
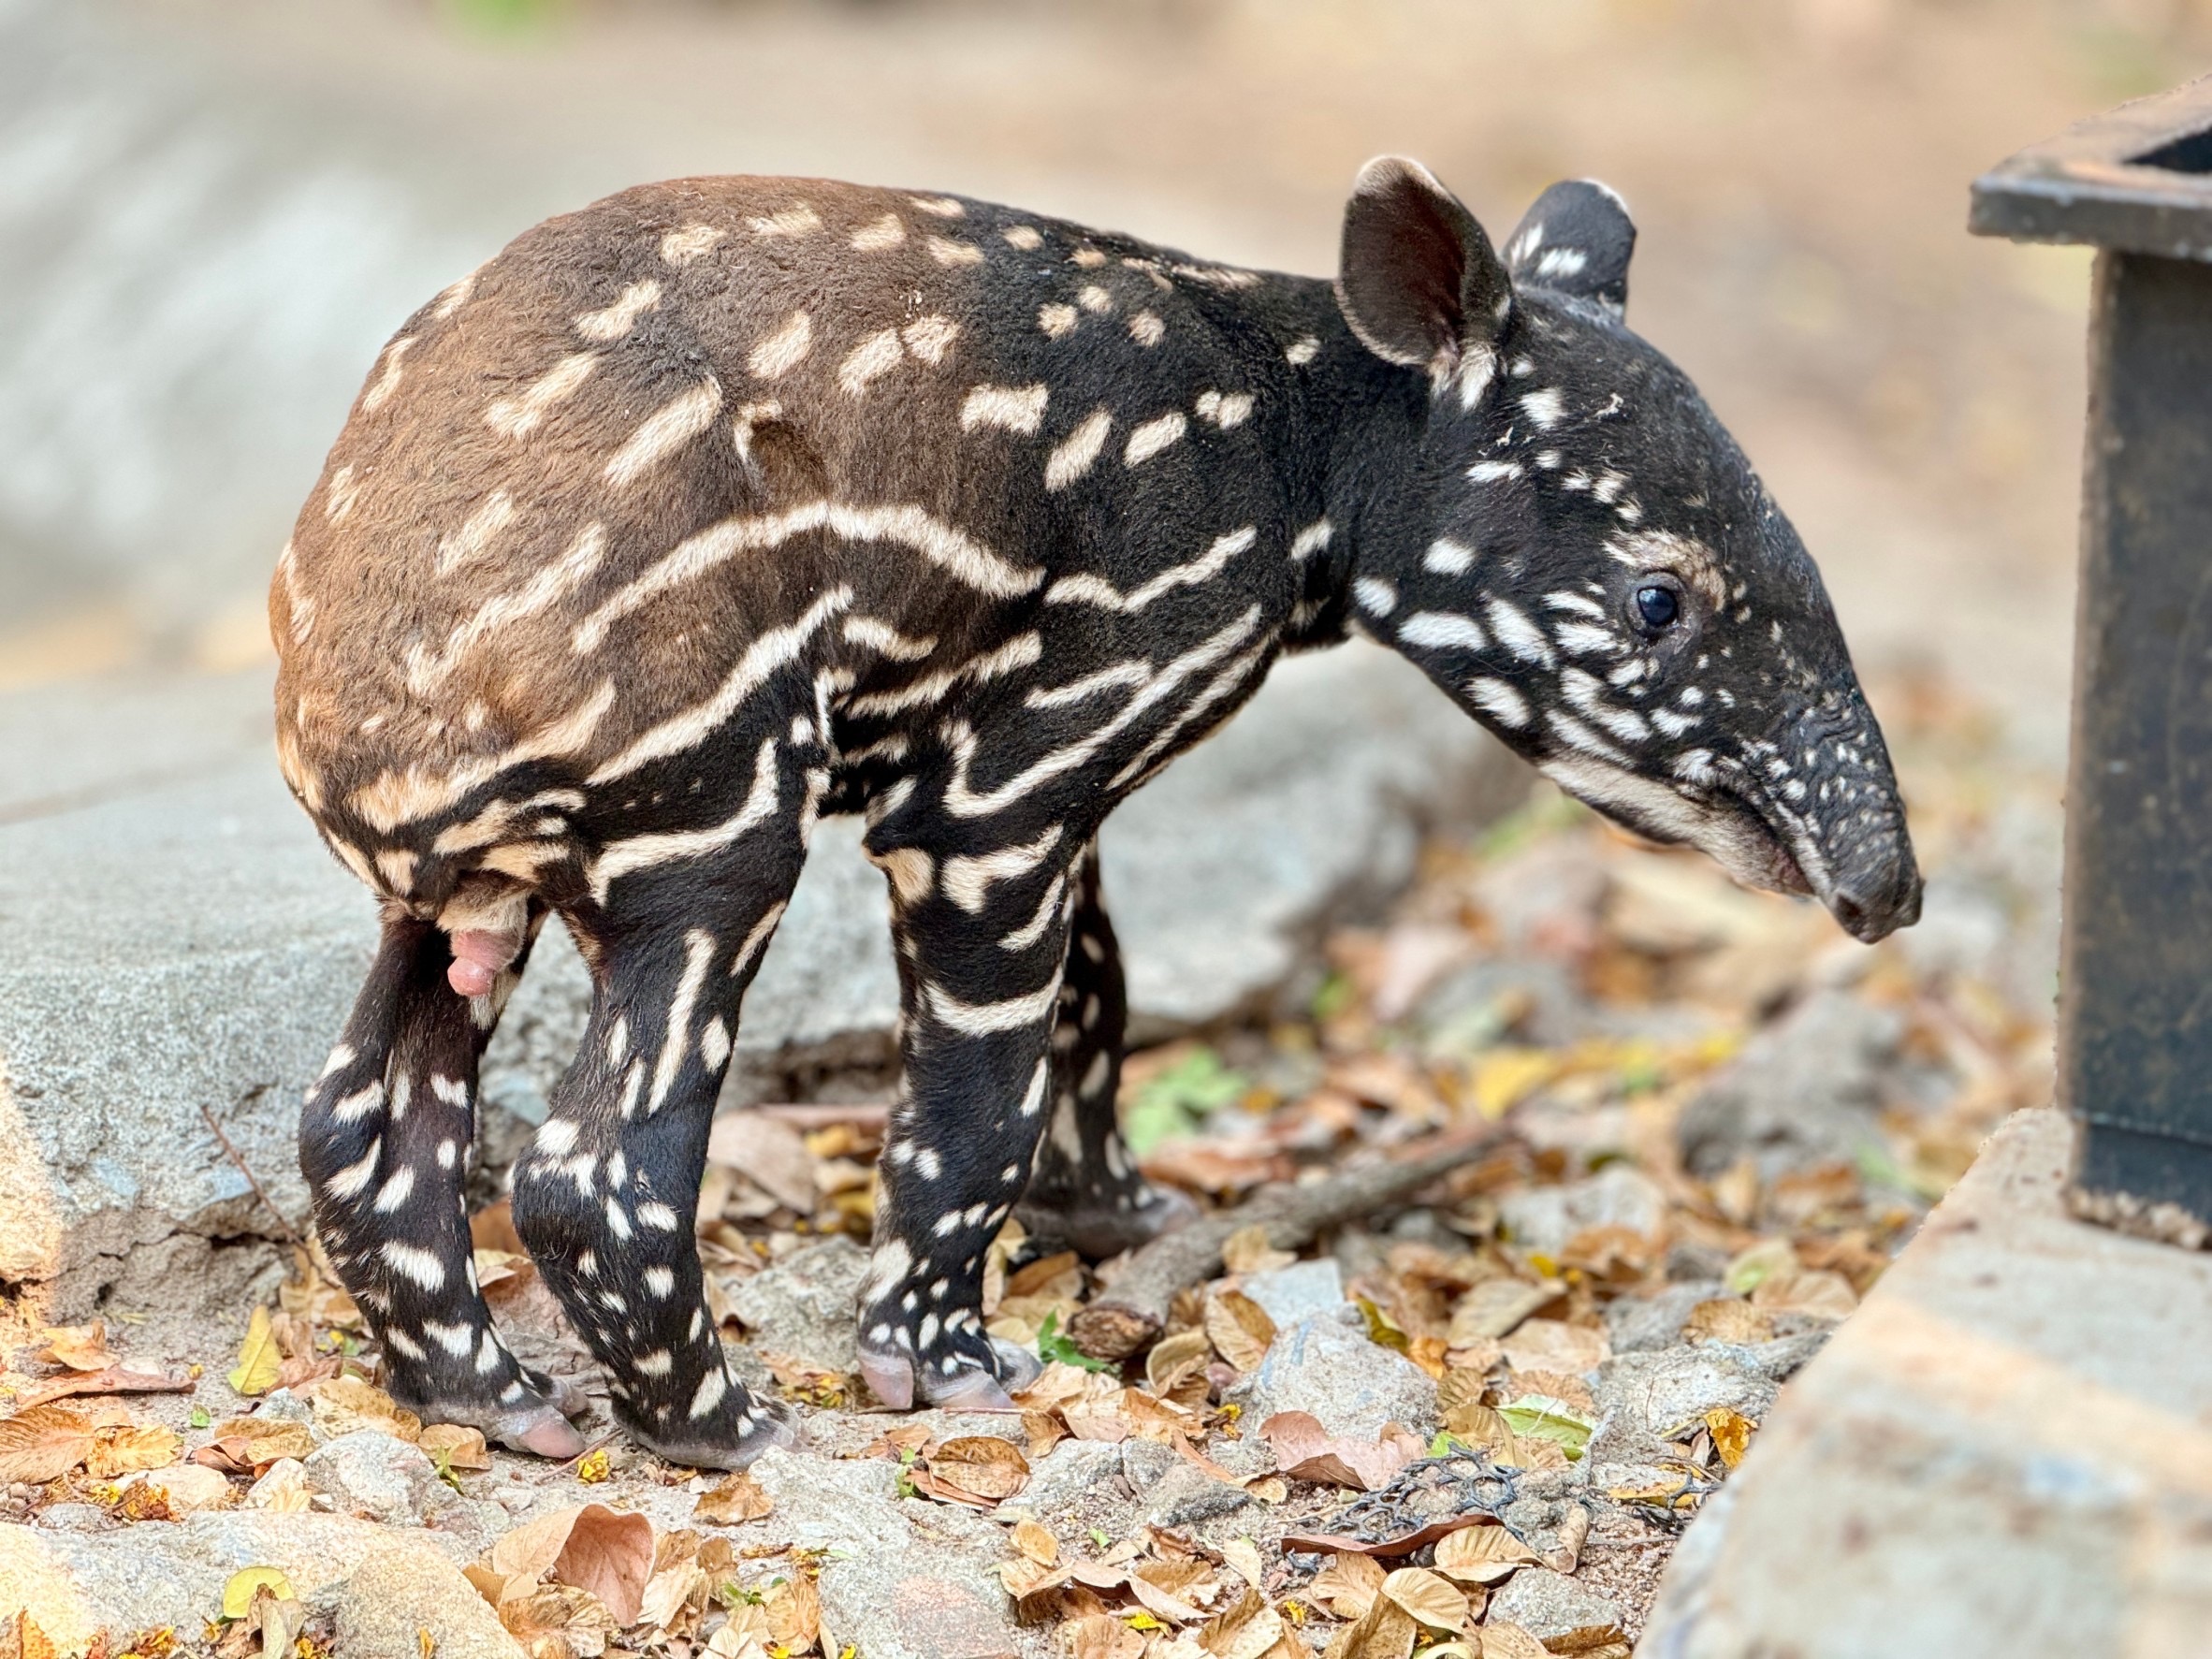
[1829,864,1924,943]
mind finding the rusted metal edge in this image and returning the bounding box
[1971,71,2212,258]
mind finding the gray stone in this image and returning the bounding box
[1142,1463,1252,1528]
[1021,1440,1128,1530]
[744,1448,1026,1659]
[1676,990,1902,1180]
[1121,1437,1176,1491]
[0,1512,483,1652]
[302,1429,450,1525]
[1240,1259,1346,1327]
[726,1236,871,1374]
[1497,1165,1668,1258]
[1590,1348,1779,1464]
[333,1542,528,1659]
[1486,1567,1627,1650]
[1225,1306,1439,1444]
[1602,1280,1729,1354]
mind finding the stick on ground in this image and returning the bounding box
[1067,1125,1508,1361]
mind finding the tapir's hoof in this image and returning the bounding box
[626,1397,800,1472]
[858,1337,1041,1412]
[397,1365,592,1461]
[1019,1183,1201,1260]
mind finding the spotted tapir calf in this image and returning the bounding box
[272,158,1921,1468]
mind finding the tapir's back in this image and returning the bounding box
[273,176,1332,836]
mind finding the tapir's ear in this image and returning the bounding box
[1504,180,1636,318]
[1336,157,1513,376]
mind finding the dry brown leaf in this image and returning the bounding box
[488,1501,658,1626]
[1478,1621,1553,1659]
[1259,1412,1419,1492]
[1680,1299,1775,1346]
[84,1422,182,1479]
[0,1405,94,1484]
[1431,1522,1539,1586]
[695,1472,775,1524]
[1198,1586,1283,1659]
[499,1581,620,1653]
[1011,1517,1059,1566]
[635,1562,706,1633]
[8,1612,61,1659]
[1498,1318,1609,1375]
[1219,1536,1264,1592]
[1306,1550,1385,1619]
[763,1568,821,1650]
[1145,1330,1214,1397]
[1022,1408,1069,1460]
[307,1375,421,1443]
[1378,1566,1466,1632]
[1064,1611,1147,1659]
[36,1322,112,1373]
[1506,1368,1596,1416]
[11,1365,191,1410]
[420,1422,492,1471]
[919,1435,1030,1506]
[226,1306,282,1398]
[1754,1268,1858,1320]
[196,1416,316,1477]
[1320,1594,1417,1659]
[1203,1289,1276,1375]
[1705,1405,1756,1470]
[1446,1280,1561,1345]
[1220,1225,1295,1276]
[706,1112,820,1214]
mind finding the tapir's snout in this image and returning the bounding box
[1827,843,1923,943]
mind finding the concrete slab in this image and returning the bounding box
[0,645,1521,1318]
[1639,1106,2212,1658]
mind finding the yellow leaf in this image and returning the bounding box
[226,1307,281,1398]
[1378,1566,1466,1632]
[0,1405,95,1484]
[222,1565,296,1618]
[575,1447,611,1484]
[1468,1048,1557,1119]
[1705,1405,1756,1470]
[1011,1517,1058,1566]
[1432,1523,1540,1586]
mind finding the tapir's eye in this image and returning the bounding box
[1635,584,1680,630]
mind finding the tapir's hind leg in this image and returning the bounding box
[1016,844,1197,1258]
[509,770,811,1469]
[302,905,586,1457]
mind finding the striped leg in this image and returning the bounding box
[302,905,586,1457]
[508,819,806,1469]
[1017,844,1198,1257]
[853,814,1077,1411]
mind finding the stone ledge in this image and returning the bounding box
[1639,1105,2212,1656]
[0,644,1522,1319]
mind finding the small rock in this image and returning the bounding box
[1240,1259,1345,1326]
[1497,1166,1666,1259]
[1225,1306,1439,1443]
[255,1388,317,1429]
[727,1237,869,1373]
[1677,991,1901,1179]
[121,1463,231,1513]
[1021,1440,1128,1529]
[245,1458,311,1510]
[1142,1463,1251,1528]
[1604,1281,1730,1353]
[302,1430,449,1525]
[335,1541,527,1659]
[1591,1348,1779,1463]
[1486,1566,1627,1649]
[1121,1438,1175,1491]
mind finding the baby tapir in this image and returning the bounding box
[272,157,1921,1468]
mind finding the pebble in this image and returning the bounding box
[302,1431,449,1525]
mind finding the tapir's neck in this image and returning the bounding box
[1259,274,1433,649]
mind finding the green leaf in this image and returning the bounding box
[188,1405,211,1430]
[1122,1048,1250,1157]
[1088,1527,1112,1550]
[1036,1310,1115,1375]
[1498,1395,1593,1461]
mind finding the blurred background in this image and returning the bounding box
[7,0,2212,764]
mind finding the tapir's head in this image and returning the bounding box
[1336,158,1920,942]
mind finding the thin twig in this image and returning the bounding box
[199,1096,307,1251]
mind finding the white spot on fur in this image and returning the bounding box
[1425,537,1477,575]
[1038,303,1079,339]
[850,212,906,251]
[747,311,814,379]
[661,223,725,265]
[1123,411,1186,467]
[960,384,1050,435]
[575,281,663,342]
[1044,409,1113,489]
[1466,677,1532,728]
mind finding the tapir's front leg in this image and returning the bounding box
[1018,843,1197,1257]
[854,813,1079,1410]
